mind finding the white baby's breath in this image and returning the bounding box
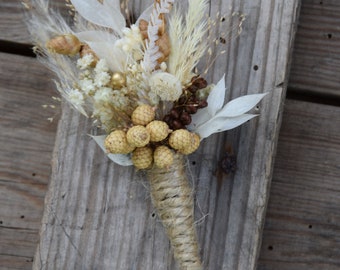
[77,54,94,70]
[93,87,114,103]
[116,25,144,61]
[94,59,109,73]
[79,77,96,95]
[68,88,85,107]
[94,71,111,87]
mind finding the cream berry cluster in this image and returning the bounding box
[104,104,200,169]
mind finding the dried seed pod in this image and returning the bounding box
[169,129,191,150]
[110,72,126,89]
[178,96,187,105]
[179,111,192,125]
[154,146,174,168]
[185,104,198,114]
[170,108,180,119]
[79,44,98,65]
[146,120,171,142]
[46,34,81,56]
[193,77,208,89]
[132,146,153,169]
[155,33,170,63]
[171,119,184,130]
[131,104,155,125]
[126,125,150,147]
[187,85,198,93]
[105,130,135,154]
[163,114,172,124]
[139,19,149,40]
[179,133,200,155]
[198,100,208,108]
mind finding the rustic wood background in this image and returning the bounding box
[0,0,339,269]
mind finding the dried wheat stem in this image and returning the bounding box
[147,154,202,270]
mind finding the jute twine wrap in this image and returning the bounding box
[147,153,202,270]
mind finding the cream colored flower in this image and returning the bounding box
[77,54,95,70]
[68,88,84,107]
[94,59,109,73]
[94,71,111,87]
[79,77,96,95]
[149,72,182,101]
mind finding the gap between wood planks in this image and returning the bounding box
[0,40,35,57]
[3,40,339,109]
[287,88,340,107]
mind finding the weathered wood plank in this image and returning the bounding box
[0,52,59,270]
[0,0,69,44]
[32,0,300,269]
[288,0,340,97]
[258,100,340,270]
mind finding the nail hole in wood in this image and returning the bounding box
[268,245,273,251]
[253,65,259,71]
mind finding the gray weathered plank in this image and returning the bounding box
[32,0,300,269]
[288,0,340,97]
[0,52,59,270]
[258,100,340,270]
[0,0,69,44]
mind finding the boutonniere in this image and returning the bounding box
[25,0,265,268]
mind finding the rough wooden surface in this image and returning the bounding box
[0,0,69,44]
[31,0,300,270]
[0,52,59,269]
[288,0,340,98]
[258,100,340,270]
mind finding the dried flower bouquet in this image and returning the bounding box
[25,0,266,269]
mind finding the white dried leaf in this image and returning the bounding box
[217,93,267,117]
[136,5,154,24]
[189,75,267,139]
[76,31,126,72]
[206,74,226,116]
[195,114,257,139]
[70,0,125,35]
[189,75,226,128]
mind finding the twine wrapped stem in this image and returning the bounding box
[147,153,202,270]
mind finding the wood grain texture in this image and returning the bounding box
[31,0,300,269]
[258,100,340,270]
[288,0,340,97]
[0,0,69,44]
[0,53,59,269]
